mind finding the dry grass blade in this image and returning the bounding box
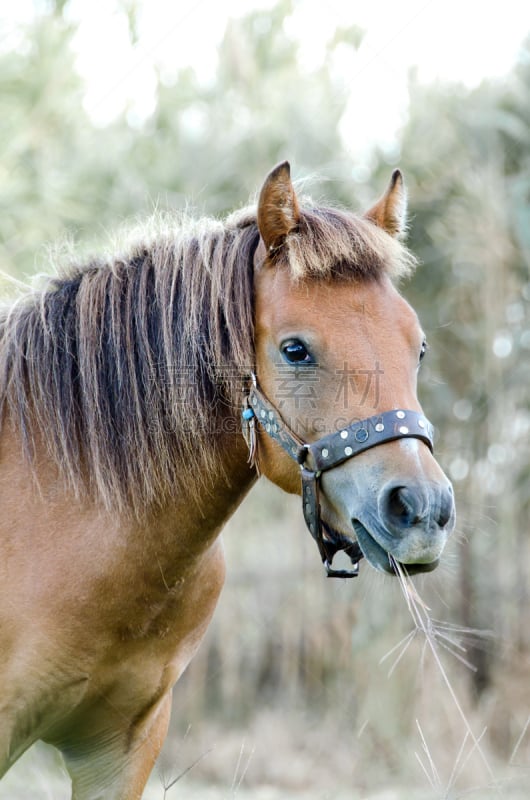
[230,740,255,796]
[509,715,530,766]
[415,719,442,791]
[389,556,502,797]
[379,628,417,676]
[446,727,488,795]
[161,748,214,797]
[432,634,478,672]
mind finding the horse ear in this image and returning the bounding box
[257,161,300,253]
[364,169,407,238]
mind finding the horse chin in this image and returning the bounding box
[351,520,440,576]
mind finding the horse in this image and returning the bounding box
[0,162,455,799]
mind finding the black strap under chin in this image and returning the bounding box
[301,468,364,578]
[244,380,435,578]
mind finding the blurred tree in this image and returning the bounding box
[0,0,363,275]
[115,0,364,213]
[0,10,87,274]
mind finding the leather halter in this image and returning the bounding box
[242,375,435,578]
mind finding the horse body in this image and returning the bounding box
[0,162,455,798]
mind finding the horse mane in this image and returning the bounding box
[0,200,416,517]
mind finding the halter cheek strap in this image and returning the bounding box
[242,376,435,578]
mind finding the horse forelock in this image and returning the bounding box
[0,200,415,517]
[279,206,417,282]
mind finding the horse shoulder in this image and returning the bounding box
[0,420,225,767]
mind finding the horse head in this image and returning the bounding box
[249,162,455,576]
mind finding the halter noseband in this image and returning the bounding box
[242,375,434,578]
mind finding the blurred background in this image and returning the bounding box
[1,1,530,797]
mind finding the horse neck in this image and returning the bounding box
[155,426,256,560]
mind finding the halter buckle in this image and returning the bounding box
[324,559,360,579]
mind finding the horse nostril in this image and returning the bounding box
[386,486,424,527]
[437,487,454,529]
[381,483,455,533]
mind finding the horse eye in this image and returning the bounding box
[419,340,428,363]
[281,339,314,364]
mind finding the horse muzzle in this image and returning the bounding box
[243,375,455,578]
[349,479,455,574]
